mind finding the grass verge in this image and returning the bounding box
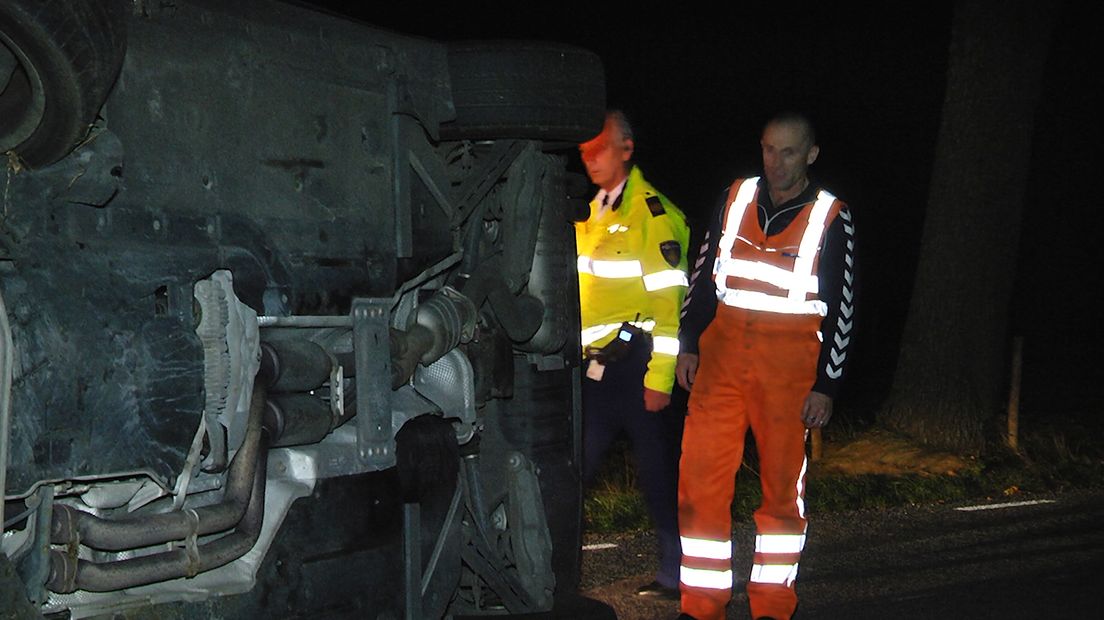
[584,420,1104,534]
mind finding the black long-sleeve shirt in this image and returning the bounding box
[679,177,858,398]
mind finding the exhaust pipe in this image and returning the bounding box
[47,430,271,593]
[50,383,268,552]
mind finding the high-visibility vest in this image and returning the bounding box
[711,177,843,318]
[576,166,689,393]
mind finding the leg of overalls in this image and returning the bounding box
[745,316,819,620]
[678,316,749,620]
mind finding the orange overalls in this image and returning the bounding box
[678,177,843,620]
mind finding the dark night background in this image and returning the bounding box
[305,2,1103,424]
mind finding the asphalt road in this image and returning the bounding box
[580,488,1104,619]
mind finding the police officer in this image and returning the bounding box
[675,112,858,620]
[577,110,690,599]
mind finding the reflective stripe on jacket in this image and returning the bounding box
[576,166,689,393]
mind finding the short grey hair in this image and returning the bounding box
[606,109,634,143]
[765,111,816,148]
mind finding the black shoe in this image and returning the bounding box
[636,580,680,600]
[674,614,698,620]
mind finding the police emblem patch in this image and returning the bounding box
[660,241,681,267]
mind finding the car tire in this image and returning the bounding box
[0,0,127,169]
[441,40,606,143]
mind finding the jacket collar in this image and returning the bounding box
[757,175,818,214]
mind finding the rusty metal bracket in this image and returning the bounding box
[353,298,394,468]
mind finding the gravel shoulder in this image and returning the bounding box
[579,487,1104,620]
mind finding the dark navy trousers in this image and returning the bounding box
[582,335,684,588]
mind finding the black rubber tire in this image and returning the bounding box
[0,0,127,169]
[441,40,606,143]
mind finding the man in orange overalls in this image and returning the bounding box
[673,113,858,620]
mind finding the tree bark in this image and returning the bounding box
[880,2,1056,454]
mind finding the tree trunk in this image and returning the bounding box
[879,2,1056,454]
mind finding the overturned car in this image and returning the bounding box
[0,0,605,617]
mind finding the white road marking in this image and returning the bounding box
[582,543,619,551]
[954,499,1056,512]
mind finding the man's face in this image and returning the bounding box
[579,119,633,191]
[760,121,819,194]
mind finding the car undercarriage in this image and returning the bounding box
[0,1,606,617]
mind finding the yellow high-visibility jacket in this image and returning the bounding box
[575,166,690,394]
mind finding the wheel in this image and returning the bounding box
[395,415,463,618]
[0,0,127,168]
[452,451,556,615]
[441,40,606,143]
